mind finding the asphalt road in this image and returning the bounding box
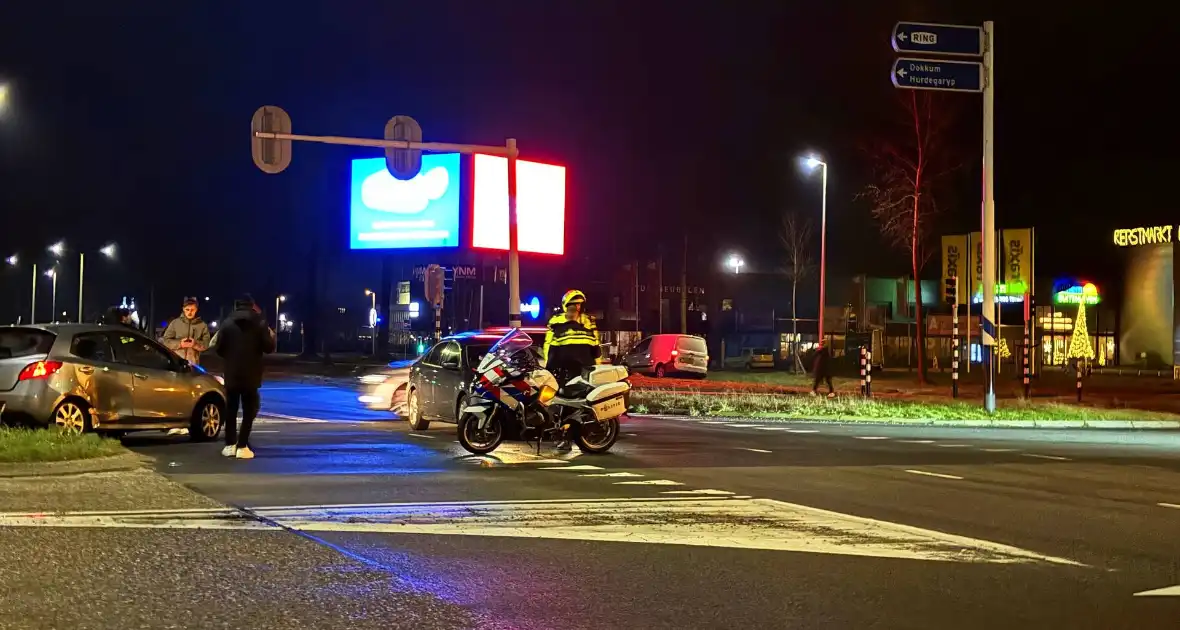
[116,381,1180,629]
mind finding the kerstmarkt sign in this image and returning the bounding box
[1113,225,1174,247]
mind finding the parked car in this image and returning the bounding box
[0,324,226,439]
[358,360,414,414]
[724,347,775,370]
[620,334,709,378]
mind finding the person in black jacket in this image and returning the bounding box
[213,295,276,459]
[811,342,835,398]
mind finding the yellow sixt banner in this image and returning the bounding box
[969,231,983,298]
[940,234,968,305]
[1000,228,1032,289]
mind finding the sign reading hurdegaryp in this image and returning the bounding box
[892,58,983,93]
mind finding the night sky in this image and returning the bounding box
[0,1,1174,325]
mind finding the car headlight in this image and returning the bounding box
[539,385,558,403]
[213,375,225,385]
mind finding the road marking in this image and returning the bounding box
[899,440,935,444]
[407,433,436,439]
[1134,584,1180,597]
[614,480,684,486]
[538,465,602,471]
[740,448,772,453]
[982,448,1017,453]
[257,412,329,423]
[904,469,964,480]
[624,433,639,437]
[785,429,819,434]
[251,430,280,433]
[1023,453,1070,461]
[662,489,735,496]
[0,499,1085,565]
[937,444,971,448]
[724,424,760,428]
[580,472,643,478]
[1158,503,1180,510]
[854,436,889,440]
[700,421,731,425]
[755,426,791,431]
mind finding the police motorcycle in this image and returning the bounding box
[457,328,631,455]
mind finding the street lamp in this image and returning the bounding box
[0,83,9,116]
[78,243,117,323]
[364,289,378,356]
[726,254,745,274]
[5,255,16,267]
[45,268,57,322]
[47,241,65,258]
[274,295,286,332]
[803,155,829,342]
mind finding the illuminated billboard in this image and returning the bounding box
[471,154,566,255]
[349,153,461,250]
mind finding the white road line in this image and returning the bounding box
[1157,502,1180,510]
[899,440,935,444]
[785,429,819,434]
[1023,453,1070,461]
[1133,584,1180,597]
[724,424,760,428]
[982,448,1017,453]
[700,421,731,425]
[538,465,602,471]
[257,412,329,423]
[407,433,436,439]
[661,489,735,496]
[580,472,644,478]
[755,426,791,431]
[854,436,889,440]
[937,444,972,448]
[251,430,280,433]
[904,469,964,480]
[614,480,684,486]
[740,448,772,454]
[624,433,639,437]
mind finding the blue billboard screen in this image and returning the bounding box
[349,153,461,250]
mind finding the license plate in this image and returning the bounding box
[593,396,626,420]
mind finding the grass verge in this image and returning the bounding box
[630,390,1180,423]
[0,427,127,463]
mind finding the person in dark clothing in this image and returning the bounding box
[811,343,835,398]
[103,307,136,329]
[212,295,276,459]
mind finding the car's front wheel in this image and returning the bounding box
[190,399,224,442]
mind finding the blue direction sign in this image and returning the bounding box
[892,58,983,93]
[893,21,983,57]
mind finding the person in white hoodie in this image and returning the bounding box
[162,297,212,436]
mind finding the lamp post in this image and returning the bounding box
[364,289,377,356]
[46,268,58,322]
[804,156,829,342]
[78,243,117,323]
[274,295,286,332]
[727,254,745,274]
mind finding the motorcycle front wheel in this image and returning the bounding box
[457,411,505,455]
[575,416,620,454]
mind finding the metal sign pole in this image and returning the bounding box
[981,20,997,413]
[507,138,521,329]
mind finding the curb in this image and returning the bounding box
[631,413,1180,430]
[0,452,148,479]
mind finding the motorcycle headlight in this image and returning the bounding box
[539,385,558,403]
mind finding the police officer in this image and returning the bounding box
[543,289,601,450]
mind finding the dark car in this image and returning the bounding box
[404,328,547,430]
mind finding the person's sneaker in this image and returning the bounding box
[167,428,189,437]
[554,440,573,452]
[235,446,255,459]
[220,445,237,457]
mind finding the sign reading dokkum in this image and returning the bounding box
[941,234,968,305]
[1113,225,1174,247]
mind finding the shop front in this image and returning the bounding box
[1115,224,1178,367]
[1036,280,1115,368]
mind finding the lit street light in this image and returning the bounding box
[78,243,117,323]
[726,254,745,274]
[45,268,57,322]
[803,155,829,342]
[5,255,16,267]
[274,295,286,332]
[0,83,9,115]
[47,241,65,258]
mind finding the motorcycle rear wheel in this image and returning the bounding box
[574,416,620,454]
[457,412,505,455]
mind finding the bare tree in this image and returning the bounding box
[859,91,960,384]
[780,212,814,373]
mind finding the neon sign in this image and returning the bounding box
[1054,282,1100,305]
[971,281,1027,304]
[1113,225,1173,247]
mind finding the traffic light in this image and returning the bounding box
[944,276,957,305]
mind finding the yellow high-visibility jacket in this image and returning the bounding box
[542,312,600,363]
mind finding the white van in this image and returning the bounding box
[620,334,709,378]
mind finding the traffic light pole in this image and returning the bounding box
[252,120,525,330]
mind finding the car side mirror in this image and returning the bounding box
[442,358,460,371]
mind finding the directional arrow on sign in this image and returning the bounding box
[1134,584,1180,597]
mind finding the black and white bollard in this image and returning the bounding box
[860,347,867,396]
[434,306,442,342]
[1022,320,1031,399]
[865,350,873,398]
[1076,361,1082,402]
[952,304,960,399]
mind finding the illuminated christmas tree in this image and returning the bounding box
[1068,302,1095,360]
[997,338,1011,359]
